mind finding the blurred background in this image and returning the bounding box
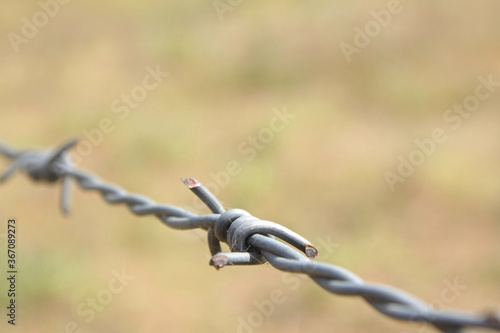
[1,1,499,332]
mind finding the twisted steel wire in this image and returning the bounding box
[0,138,499,333]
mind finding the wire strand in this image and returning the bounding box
[0,138,498,333]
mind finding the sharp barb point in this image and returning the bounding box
[210,254,228,270]
[305,244,318,259]
[181,177,200,189]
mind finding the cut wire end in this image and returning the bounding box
[305,244,318,259]
[181,177,199,189]
[210,253,229,270]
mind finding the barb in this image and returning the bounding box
[0,138,498,333]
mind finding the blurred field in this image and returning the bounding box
[1,1,500,332]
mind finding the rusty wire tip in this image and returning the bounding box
[209,253,229,270]
[181,177,200,189]
[305,244,318,259]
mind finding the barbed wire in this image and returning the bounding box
[0,138,499,332]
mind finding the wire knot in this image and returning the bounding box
[0,138,77,214]
[210,209,318,269]
[181,178,318,269]
[214,209,251,245]
[1,138,76,183]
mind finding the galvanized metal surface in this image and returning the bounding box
[0,138,498,333]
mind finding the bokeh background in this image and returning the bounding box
[1,1,499,332]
